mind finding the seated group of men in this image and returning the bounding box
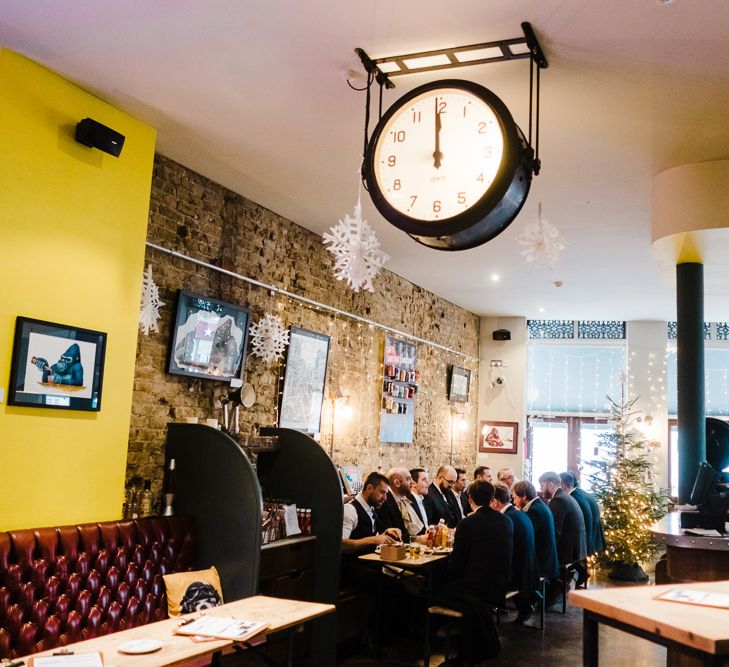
[340,464,605,663]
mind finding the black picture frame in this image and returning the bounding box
[448,365,471,403]
[278,326,330,434]
[167,290,250,382]
[8,316,107,411]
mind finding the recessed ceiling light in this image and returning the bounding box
[538,307,545,313]
[656,0,676,5]
[490,274,500,282]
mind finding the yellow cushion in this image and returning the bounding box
[163,566,224,616]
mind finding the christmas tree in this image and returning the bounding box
[587,394,669,581]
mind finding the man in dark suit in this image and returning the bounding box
[560,471,605,585]
[435,480,512,663]
[539,471,587,605]
[512,480,559,581]
[423,465,460,528]
[377,468,426,542]
[491,483,539,624]
[453,467,470,519]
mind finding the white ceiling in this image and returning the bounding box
[2,0,729,321]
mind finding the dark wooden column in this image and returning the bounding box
[676,262,706,503]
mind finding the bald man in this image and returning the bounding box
[377,467,426,542]
[423,465,460,528]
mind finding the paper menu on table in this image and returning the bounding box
[31,653,103,666]
[174,615,268,641]
[656,589,729,609]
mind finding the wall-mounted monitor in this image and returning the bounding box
[8,316,107,411]
[448,365,471,403]
[167,290,250,382]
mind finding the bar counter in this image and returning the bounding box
[651,512,729,584]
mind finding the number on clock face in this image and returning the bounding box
[373,87,504,222]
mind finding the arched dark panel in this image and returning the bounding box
[166,424,262,600]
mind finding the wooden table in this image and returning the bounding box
[358,550,449,666]
[570,580,729,666]
[20,595,335,667]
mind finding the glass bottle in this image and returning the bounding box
[139,479,153,517]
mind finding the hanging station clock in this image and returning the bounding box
[363,79,535,251]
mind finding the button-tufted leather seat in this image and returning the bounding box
[0,516,196,659]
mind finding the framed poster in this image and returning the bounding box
[448,365,471,402]
[479,420,518,454]
[8,316,107,411]
[279,327,330,434]
[167,290,249,381]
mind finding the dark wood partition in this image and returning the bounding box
[258,427,342,667]
[166,423,262,601]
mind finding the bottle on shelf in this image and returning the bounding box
[139,479,153,517]
[126,485,140,520]
[162,458,176,516]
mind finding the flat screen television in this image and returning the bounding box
[167,290,250,381]
[688,461,720,507]
[8,316,107,411]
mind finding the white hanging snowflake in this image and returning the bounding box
[516,203,566,269]
[139,264,164,335]
[249,313,290,362]
[323,195,389,292]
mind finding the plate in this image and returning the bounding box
[118,639,163,654]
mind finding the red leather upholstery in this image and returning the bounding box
[0,516,196,659]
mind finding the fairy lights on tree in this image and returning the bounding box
[587,390,669,581]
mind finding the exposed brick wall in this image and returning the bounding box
[127,155,480,503]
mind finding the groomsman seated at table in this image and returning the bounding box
[377,468,427,542]
[434,480,513,664]
[424,465,461,528]
[559,471,605,586]
[453,468,469,519]
[512,480,559,587]
[460,466,491,516]
[538,471,587,604]
[491,483,540,626]
[497,467,516,490]
[409,468,430,528]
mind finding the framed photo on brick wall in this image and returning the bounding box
[479,420,518,454]
[448,365,471,403]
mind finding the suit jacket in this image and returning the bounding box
[548,488,587,564]
[525,497,559,579]
[378,491,426,537]
[573,487,605,555]
[424,482,459,528]
[504,505,539,597]
[459,492,471,517]
[447,506,513,605]
[407,491,428,528]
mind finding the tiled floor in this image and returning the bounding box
[338,571,666,666]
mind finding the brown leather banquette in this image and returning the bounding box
[0,515,196,659]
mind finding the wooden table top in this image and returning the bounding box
[570,580,729,654]
[21,595,335,666]
[358,550,449,568]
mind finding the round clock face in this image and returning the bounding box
[370,84,505,223]
[364,79,533,250]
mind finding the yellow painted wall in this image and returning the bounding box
[0,49,156,530]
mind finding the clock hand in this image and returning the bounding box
[433,97,443,169]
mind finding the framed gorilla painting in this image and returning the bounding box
[8,316,107,411]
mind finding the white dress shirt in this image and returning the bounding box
[342,492,375,539]
[453,491,466,519]
[411,492,428,526]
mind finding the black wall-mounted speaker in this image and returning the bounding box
[492,329,511,341]
[75,118,125,157]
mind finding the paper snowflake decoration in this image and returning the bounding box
[249,313,290,362]
[139,264,164,335]
[516,203,566,269]
[323,196,389,292]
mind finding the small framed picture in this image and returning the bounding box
[8,316,107,411]
[479,420,518,454]
[448,365,471,403]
